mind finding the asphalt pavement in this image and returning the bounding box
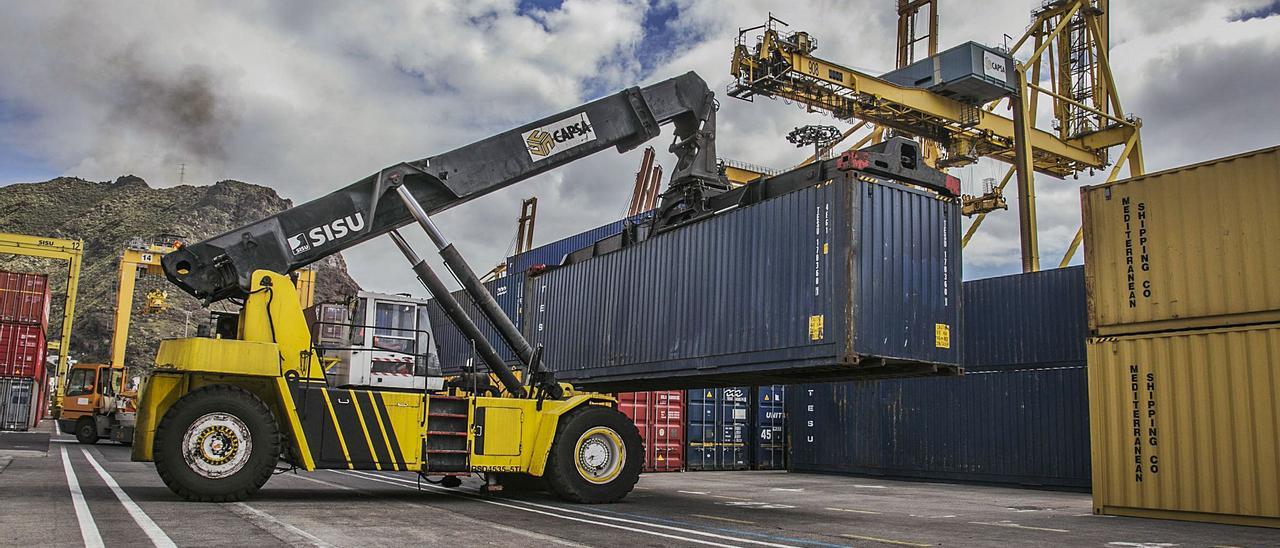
[1,421,1275,547]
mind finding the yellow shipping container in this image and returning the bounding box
[1087,324,1280,528]
[1081,146,1280,335]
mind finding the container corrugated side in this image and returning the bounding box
[0,376,37,431]
[753,386,786,470]
[0,323,46,378]
[507,211,654,275]
[425,272,524,373]
[1082,146,1280,335]
[790,365,1091,489]
[617,390,684,472]
[963,267,1087,367]
[524,176,960,391]
[1087,324,1280,528]
[0,271,51,328]
[686,388,749,471]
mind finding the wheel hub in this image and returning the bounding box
[574,426,625,485]
[182,413,252,479]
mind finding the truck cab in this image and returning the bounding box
[58,362,136,444]
[307,291,443,391]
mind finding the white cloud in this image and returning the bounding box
[1,0,1277,293]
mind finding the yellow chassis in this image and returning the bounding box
[131,270,612,477]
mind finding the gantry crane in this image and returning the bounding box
[0,232,82,410]
[730,0,1144,271]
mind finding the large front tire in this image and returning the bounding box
[544,405,642,503]
[153,385,281,502]
[75,417,99,445]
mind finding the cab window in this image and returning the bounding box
[66,368,96,397]
[372,301,417,355]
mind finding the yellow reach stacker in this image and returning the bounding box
[130,72,726,503]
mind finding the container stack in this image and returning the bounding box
[1081,146,1280,528]
[616,390,684,472]
[0,270,52,431]
[686,388,749,471]
[789,267,1091,489]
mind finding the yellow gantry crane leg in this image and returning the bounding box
[0,232,83,410]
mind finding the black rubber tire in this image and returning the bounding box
[75,418,99,445]
[544,405,642,504]
[153,385,281,502]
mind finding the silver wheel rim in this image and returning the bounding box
[181,412,252,479]
[576,427,625,484]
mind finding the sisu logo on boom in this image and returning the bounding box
[288,213,366,256]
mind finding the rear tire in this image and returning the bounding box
[75,418,99,444]
[544,405,642,503]
[154,385,280,502]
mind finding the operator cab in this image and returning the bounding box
[306,291,443,392]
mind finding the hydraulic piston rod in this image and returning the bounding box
[388,230,525,397]
[393,185,542,372]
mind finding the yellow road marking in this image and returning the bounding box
[691,514,755,525]
[840,533,932,547]
[825,507,883,515]
[968,521,1068,533]
[347,390,381,471]
[319,389,353,469]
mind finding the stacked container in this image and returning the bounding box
[616,391,684,472]
[425,273,525,374]
[1081,146,1280,528]
[0,270,51,431]
[790,267,1091,488]
[686,387,749,470]
[752,386,787,470]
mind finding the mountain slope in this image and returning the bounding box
[0,175,360,370]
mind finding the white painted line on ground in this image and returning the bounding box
[692,514,756,525]
[679,490,711,495]
[230,503,335,548]
[54,420,62,435]
[61,447,104,548]
[81,448,177,548]
[969,521,1068,533]
[711,494,751,501]
[342,470,797,548]
[770,488,804,492]
[282,472,357,490]
[853,485,887,489]
[825,507,883,515]
[839,533,931,547]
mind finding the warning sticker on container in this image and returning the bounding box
[935,323,951,349]
[809,315,825,341]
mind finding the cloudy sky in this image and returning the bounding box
[2,0,1278,295]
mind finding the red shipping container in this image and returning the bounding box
[0,271,51,328]
[617,391,684,472]
[0,323,47,378]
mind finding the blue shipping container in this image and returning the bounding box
[962,266,1086,368]
[523,171,962,391]
[507,211,654,275]
[687,387,749,470]
[754,386,787,470]
[426,272,525,373]
[789,364,1090,489]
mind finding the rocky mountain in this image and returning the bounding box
[0,175,360,370]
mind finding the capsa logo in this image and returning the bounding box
[288,213,366,255]
[521,113,597,161]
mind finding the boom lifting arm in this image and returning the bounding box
[161,71,722,398]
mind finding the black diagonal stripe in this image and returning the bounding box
[371,392,407,468]
[293,382,344,468]
[326,388,374,467]
[355,391,395,469]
